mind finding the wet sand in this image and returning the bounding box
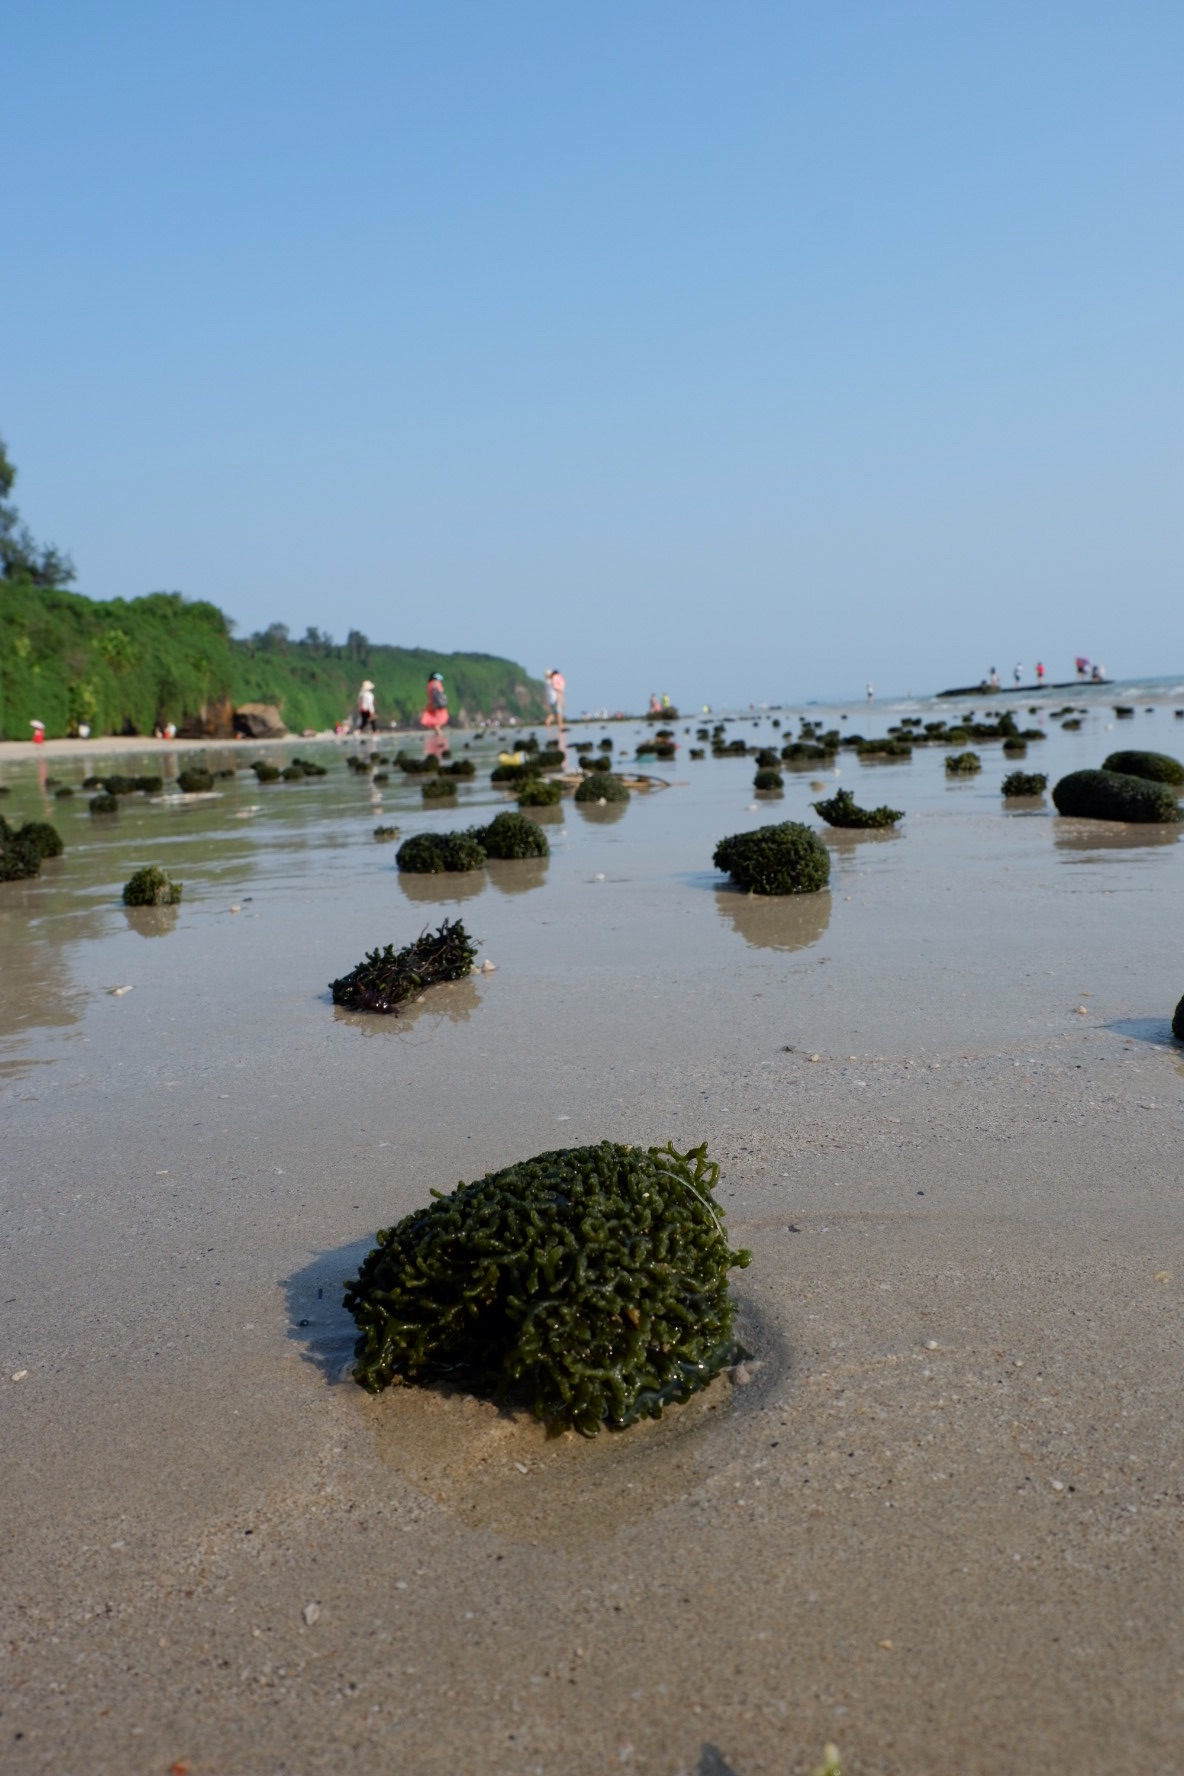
[3,701,1183,1774]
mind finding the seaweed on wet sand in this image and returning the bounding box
[945,752,982,776]
[123,865,183,906]
[1001,771,1048,798]
[90,793,119,814]
[517,777,562,807]
[474,811,550,859]
[714,821,830,894]
[422,776,458,799]
[343,1139,751,1434]
[330,917,478,1014]
[396,829,487,873]
[1,816,64,881]
[177,768,215,793]
[1174,994,1184,1042]
[253,761,281,782]
[1101,750,1184,787]
[373,824,400,842]
[753,766,784,792]
[812,788,902,828]
[574,772,629,804]
[1051,769,1182,824]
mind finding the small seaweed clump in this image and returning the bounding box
[753,766,784,792]
[1101,750,1184,787]
[1051,769,1182,824]
[252,761,281,783]
[812,789,902,828]
[422,777,458,799]
[574,772,630,804]
[344,1140,751,1434]
[1001,771,1048,798]
[714,821,830,895]
[373,824,400,842]
[122,866,183,907]
[177,768,215,793]
[1,817,64,881]
[517,777,562,807]
[476,812,550,859]
[330,918,478,1014]
[396,830,487,873]
[945,752,982,776]
[90,793,119,815]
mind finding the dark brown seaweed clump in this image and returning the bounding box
[395,829,487,873]
[1,817,64,880]
[1101,750,1184,787]
[122,865,183,906]
[1174,995,1184,1042]
[714,821,830,894]
[1051,769,1182,824]
[330,917,478,1014]
[344,1140,750,1434]
[1001,771,1048,798]
[812,788,902,828]
[177,768,215,793]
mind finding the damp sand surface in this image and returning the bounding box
[2,704,1183,1775]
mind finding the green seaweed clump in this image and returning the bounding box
[1173,995,1184,1042]
[442,758,476,777]
[574,772,630,804]
[396,830,487,873]
[54,785,76,799]
[122,865,183,907]
[490,760,535,783]
[1051,769,1182,824]
[517,777,562,807]
[0,817,63,881]
[373,824,400,842]
[134,774,164,794]
[398,754,440,775]
[713,821,830,895]
[330,917,478,1014]
[343,1139,751,1434]
[291,756,328,776]
[945,751,982,776]
[252,761,281,782]
[81,775,103,790]
[1001,771,1048,798]
[281,763,306,780]
[1101,750,1184,787]
[102,774,137,796]
[753,766,784,792]
[422,776,458,799]
[90,793,119,814]
[856,737,911,760]
[475,811,550,860]
[812,789,901,828]
[177,768,215,793]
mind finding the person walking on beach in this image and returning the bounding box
[420,671,449,730]
[1013,662,1023,685]
[356,679,377,733]
[544,669,566,726]
[1036,661,1045,683]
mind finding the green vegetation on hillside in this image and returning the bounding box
[0,587,545,739]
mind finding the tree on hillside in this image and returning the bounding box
[0,434,76,586]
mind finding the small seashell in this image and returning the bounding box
[301,1602,320,1626]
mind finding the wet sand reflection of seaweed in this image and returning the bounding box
[713,885,831,953]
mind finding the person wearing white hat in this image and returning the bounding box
[356,679,377,733]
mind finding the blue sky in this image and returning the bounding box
[4,3,1181,708]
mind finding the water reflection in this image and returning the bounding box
[487,858,548,896]
[821,826,903,854]
[122,905,180,939]
[1054,822,1180,854]
[331,975,482,1031]
[713,886,831,952]
[575,799,629,824]
[397,870,488,905]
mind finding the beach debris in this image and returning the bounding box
[474,811,550,860]
[809,1744,843,1776]
[812,788,902,828]
[944,751,982,776]
[1100,749,1184,786]
[1052,769,1182,823]
[344,1140,751,1434]
[122,865,183,907]
[714,821,830,895]
[396,829,487,874]
[574,771,630,804]
[1001,771,1048,798]
[301,1602,320,1626]
[109,984,134,996]
[329,918,478,1013]
[12,1370,28,1382]
[176,768,215,794]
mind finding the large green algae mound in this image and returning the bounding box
[344,1139,751,1434]
[811,788,901,829]
[0,818,64,881]
[1052,769,1182,824]
[475,811,550,860]
[122,866,183,907]
[574,772,630,804]
[714,821,830,895]
[396,830,487,873]
[1101,750,1184,787]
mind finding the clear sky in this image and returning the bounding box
[4,3,1181,709]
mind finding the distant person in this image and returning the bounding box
[544,668,566,725]
[1075,656,1089,679]
[1013,662,1023,685]
[866,683,874,702]
[648,692,662,714]
[1091,662,1105,681]
[356,679,377,733]
[1035,661,1045,683]
[988,666,1000,689]
[420,671,449,730]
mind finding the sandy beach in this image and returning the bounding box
[3,697,1182,1775]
